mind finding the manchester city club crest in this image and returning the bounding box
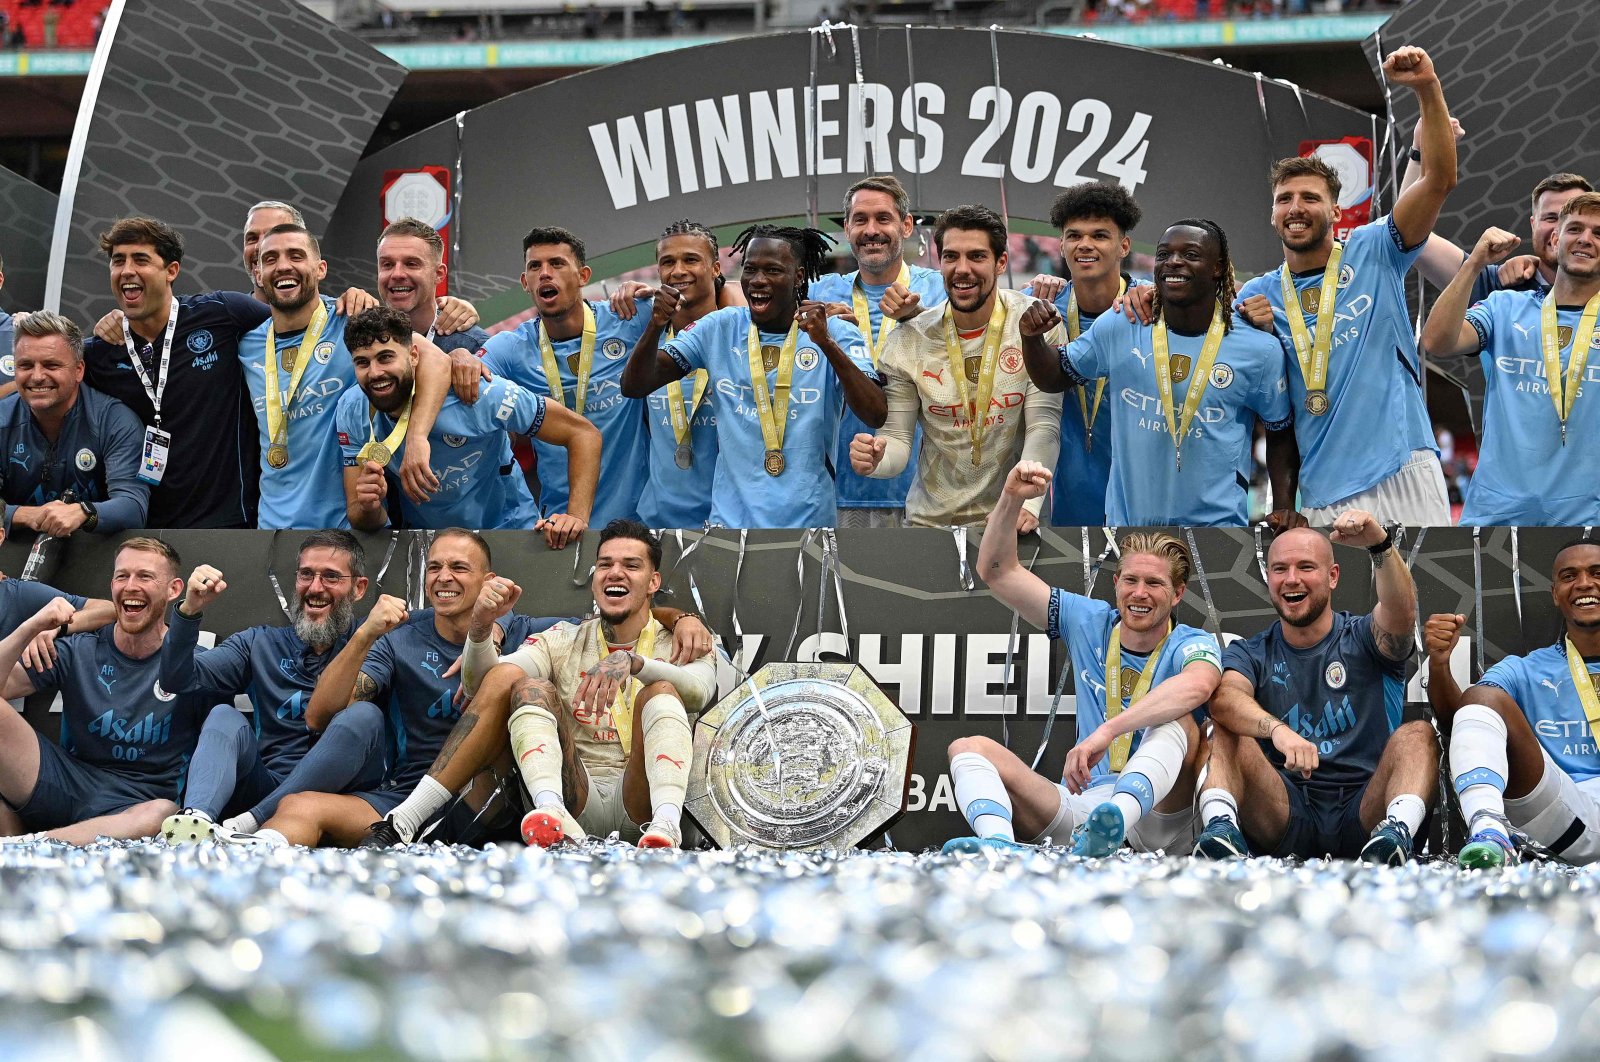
[1210,363,1235,389]
[75,448,97,471]
[0,355,13,377]
[187,330,214,354]
[152,679,176,702]
[796,346,819,371]
[314,342,335,364]
[442,434,468,447]
[1325,660,1347,689]
[602,338,626,360]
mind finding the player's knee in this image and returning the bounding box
[275,792,319,821]
[132,799,179,835]
[947,735,1001,761]
[328,700,384,737]
[511,676,560,709]
[203,702,247,732]
[636,680,677,705]
[1393,719,1440,755]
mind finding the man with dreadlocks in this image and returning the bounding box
[478,226,649,539]
[944,461,1222,856]
[810,175,948,529]
[847,204,1064,530]
[622,224,885,529]
[1235,47,1456,527]
[607,220,744,529]
[1024,218,1294,527]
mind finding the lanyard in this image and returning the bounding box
[746,320,801,473]
[1151,305,1227,470]
[263,300,330,450]
[538,304,598,413]
[940,299,1008,466]
[1066,277,1128,450]
[1279,242,1343,415]
[123,298,179,426]
[599,620,659,754]
[1104,622,1173,772]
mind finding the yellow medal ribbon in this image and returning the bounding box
[1279,241,1343,415]
[263,300,330,462]
[1539,289,1600,447]
[851,262,911,368]
[599,620,659,755]
[940,299,1008,466]
[664,327,711,456]
[1066,277,1128,451]
[1104,621,1173,772]
[746,319,800,472]
[538,303,598,413]
[359,395,412,467]
[1152,304,1227,471]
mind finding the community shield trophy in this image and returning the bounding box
[686,662,915,850]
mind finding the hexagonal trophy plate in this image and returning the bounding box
[686,661,915,851]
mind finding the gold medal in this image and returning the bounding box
[266,443,289,469]
[675,442,694,470]
[263,300,329,476]
[1152,305,1227,469]
[764,449,786,476]
[1540,289,1600,447]
[1280,242,1343,416]
[941,300,1007,468]
[1104,621,1173,772]
[538,304,598,413]
[1305,389,1330,416]
[747,320,799,482]
[358,442,392,467]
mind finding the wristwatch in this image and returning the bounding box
[1367,526,1396,556]
[78,500,99,532]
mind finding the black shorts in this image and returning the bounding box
[353,779,523,846]
[12,733,170,831]
[1267,771,1372,860]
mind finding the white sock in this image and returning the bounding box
[1385,793,1427,835]
[1198,788,1238,826]
[256,828,289,847]
[391,775,454,842]
[640,693,692,822]
[223,812,257,835]
[533,790,563,810]
[1111,720,1189,829]
[510,703,565,810]
[1451,703,1510,833]
[950,751,1015,840]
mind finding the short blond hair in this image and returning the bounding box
[1558,191,1600,224]
[1117,532,1193,587]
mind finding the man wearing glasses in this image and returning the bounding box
[152,530,386,846]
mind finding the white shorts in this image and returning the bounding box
[1030,781,1198,853]
[576,765,643,843]
[1303,449,1450,527]
[1505,749,1600,865]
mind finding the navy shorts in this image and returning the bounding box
[1268,771,1372,860]
[353,782,520,846]
[12,733,170,831]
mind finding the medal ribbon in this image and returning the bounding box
[122,298,179,426]
[263,300,330,452]
[1104,621,1172,772]
[599,620,659,755]
[363,395,413,465]
[664,320,711,450]
[1152,304,1227,468]
[1066,277,1128,451]
[1567,637,1600,747]
[746,320,800,456]
[538,303,598,413]
[1540,289,1600,444]
[1279,241,1343,398]
[851,262,911,367]
[940,299,1007,465]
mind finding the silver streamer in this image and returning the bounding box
[1081,525,1092,595]
[998,537,1044,752]
[451,109,466,273]
[371,530,402,587]
[729,529,749,657]
[785,529,820,660]
[1396,526,1429,690]
[1472,526,1486,678]
[951,525,974,592]
[1252,522,1269,585]
[1182,527,1221,635]
[902,26,923,216]
[821,529,850,656]
[569,532,592,589]
[986,26,1014,288]
[1511,526,1524,636]
[1029,649,1075,773]
[263,530,293,621]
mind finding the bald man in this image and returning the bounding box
[1192,512,1436,864]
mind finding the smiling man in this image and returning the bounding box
[1194,513,1433,864]
[1025,219,1294,526]
[623,224,884,528]
[1443,541,1600,868]
[0,538,214,843]
[810,175,949,528]
[0,311,147,540]
[849,204,1064,530]
[1420,194,1600,525]
[336,306,600,536]
[943,461,1221,856]
[156,531,387,847]
[259,529,562,847]
[461,519,718,848]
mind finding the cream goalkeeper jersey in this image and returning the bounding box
[872,288,1065,526]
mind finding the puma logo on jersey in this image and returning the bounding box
[921,368,945,385]
[654,753,685,769]
[519,744,548,761]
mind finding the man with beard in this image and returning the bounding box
[847,204,1063,530]
[243,224,456,530]
[1440,541,1600,868]
[374,218,495,407]
[623,225,884,528]
[810,176,948,528]
[480,226,651,534]
[944,462,1222,855]
[0,538,215,843]
[337,307,600,537]
[156,531,385,846]
[1233,47,1456,526]
[259,529,561,847]
[1022,183,1143,527]
[0,311,148,539]
[1420,195,1600,525]
[465,519,717,848]
[602,220,741,530]
[1024,219,1294,526]
[1193,514,1434,864]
